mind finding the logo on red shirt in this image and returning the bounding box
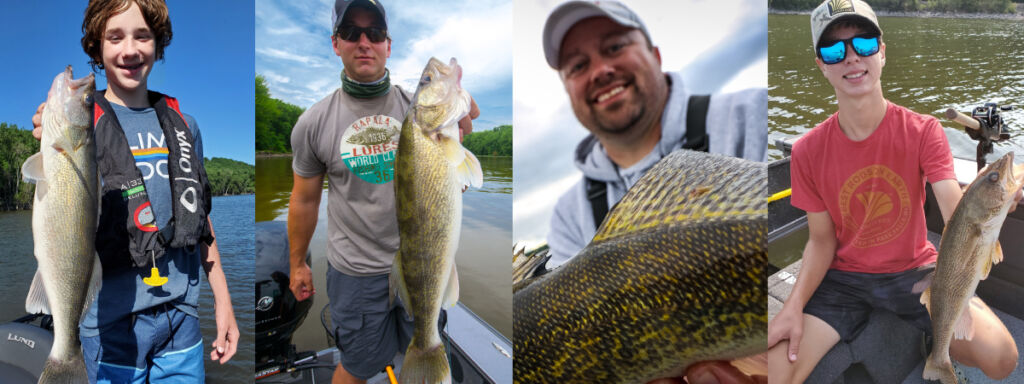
[839,164,912,248]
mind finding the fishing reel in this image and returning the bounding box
[945,103,1014,171]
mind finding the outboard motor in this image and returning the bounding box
[0,315,54,384]
[255,221,312,370]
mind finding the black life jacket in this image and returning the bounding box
[93,90,213,269]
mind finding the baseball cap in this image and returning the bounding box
[332,0,388,35]
[542,1,652,69]
[810,0,882,50]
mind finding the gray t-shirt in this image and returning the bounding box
[291,85,413,276]
[81,102,203,336]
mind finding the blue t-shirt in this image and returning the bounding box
[81,102,205,336]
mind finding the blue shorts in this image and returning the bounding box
[327,266,446,380]
[804,264,934,342]
[80,305,204,384]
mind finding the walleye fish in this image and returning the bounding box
[920,152,1024,384]
[21,66,99,384]
[390,57,482,384]
[514,150,767,383]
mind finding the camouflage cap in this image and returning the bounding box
[542,1,652,69]
[810,0,882,50]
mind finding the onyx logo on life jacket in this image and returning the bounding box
[174,127,199,214]
[94,90,213,268]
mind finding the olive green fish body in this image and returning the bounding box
[392,57,482,384]
[922,152,1024,384]
[514,150,767,383]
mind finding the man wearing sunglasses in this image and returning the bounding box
[287,1,478,383]
[767,0,1018,382]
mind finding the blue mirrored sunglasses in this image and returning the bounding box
[817,35,880,65]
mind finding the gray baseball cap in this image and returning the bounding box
[810,0,882,50]
[332,0,388,36]
[542,1,652,69]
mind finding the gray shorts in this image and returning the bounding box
[326,265,446,379]
[803,264,934,342]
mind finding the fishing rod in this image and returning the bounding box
[944,103,1015,171]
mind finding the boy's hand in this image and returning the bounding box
[32,102,44,140]
[767,305,804,362]
[210,303,239,364]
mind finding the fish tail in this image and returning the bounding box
[399,339,451,384]
[38,354,89,384]
[922,355,958,384]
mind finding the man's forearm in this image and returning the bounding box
[288,190,321,267]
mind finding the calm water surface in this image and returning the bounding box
[769,14,1024,268]
[254,155,513,352]
[0,195,255,383]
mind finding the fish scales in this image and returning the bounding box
[23,66,97,383]
[514,150,767,383]
[392,57,482,384]
[922,152,1024,384]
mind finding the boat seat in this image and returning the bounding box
[806,309,925,383]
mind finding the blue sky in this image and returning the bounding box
[0,2,256,164]
[255,0,513,131]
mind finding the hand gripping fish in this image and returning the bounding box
[390,57,483,384]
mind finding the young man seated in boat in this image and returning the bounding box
[766,0,1020,382]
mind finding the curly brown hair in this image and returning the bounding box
[81,0,173,71]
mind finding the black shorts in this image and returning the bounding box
[803,264,934,342]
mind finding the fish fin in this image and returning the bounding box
[400,341,452,384]
[39,354,87,384]
[389,252,413,318]
[993,242,1004,265]
[919,287,931,313]
[82,253,102,318]
[442,136,467,165]
[20,152,44,184]
[953,301,975,340]
[922,357,956,384]
[442,263,460,309]
[456,147,483,189]
[25,269,50,315]
[913,270,935,294]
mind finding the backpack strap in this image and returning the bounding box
[683,94,710,151]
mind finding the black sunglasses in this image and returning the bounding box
[336,25,388,43]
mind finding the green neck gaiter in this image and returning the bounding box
[342,69,391,99]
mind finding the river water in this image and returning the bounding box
[254,155,513,353]
[0,195,255,383]
[768,14,1024,268]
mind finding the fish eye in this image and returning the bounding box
[423,75,431,83]
[988,172,999,182]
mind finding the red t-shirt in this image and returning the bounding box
[790,102,956,273]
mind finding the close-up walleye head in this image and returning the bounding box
[412,57,471,137]
[43,66,95,145]
[966,151,1024,215]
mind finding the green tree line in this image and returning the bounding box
[770,0,1017,13]
[0,122,253,211]
[256,75,304,153]
[0,122,40,210]
[205,157,255,196]
[463,125,512,157]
